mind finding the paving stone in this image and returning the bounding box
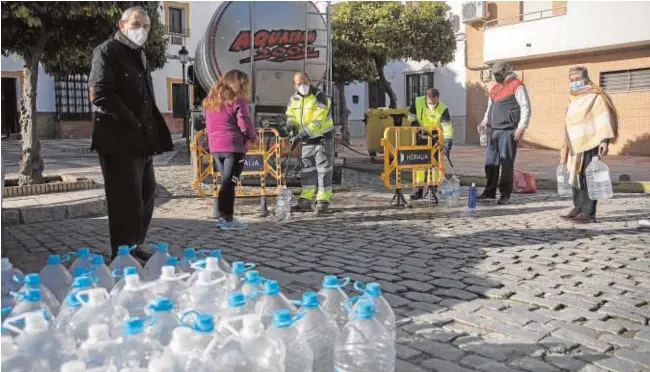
[584,319,627,335]
[600,334,650,352]
[431,278,467,289]
[409,340,465,361]
[614,348,650,369]
[458,342,513,362]
[416,328,465,343]
[409,302,447,313]
[511,293,564,310]
[438,299,483,313]
[589,356,648,372]
[396,343,423,360]
[546,355,591,371]
[404,291,443,304]
[509,356,560,372]
[421,358,474,372]
[598,304,648,325]
[552,328,614,353]
[397,280,434,292]
[539,336,580,353]
[435,288,478,301]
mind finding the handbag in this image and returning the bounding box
[513,169,538,193]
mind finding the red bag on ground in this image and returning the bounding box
[513,170,538,193]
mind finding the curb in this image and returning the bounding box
[2,197,107,226]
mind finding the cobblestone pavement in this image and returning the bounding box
[4,160,650,371]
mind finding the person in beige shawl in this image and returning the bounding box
[560,66,618,223]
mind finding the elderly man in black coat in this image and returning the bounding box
[88,6,174,263]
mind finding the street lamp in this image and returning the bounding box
[178,46,189,141]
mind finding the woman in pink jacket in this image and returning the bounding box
[204,69,258,230]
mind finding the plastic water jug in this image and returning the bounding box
[77,323,118,368]
[224,261,255,292]
[449,174,461,207]
[178,271,226,316]
[353,282,396,341]
[5,310,76,370]
[90,255,115,292]
[179,311,220,351]
[109,246,144,278]
[438,177,453,207]
[151,266,189,305]
[109,266,140,298]
[334,300,396,372]
[479,125,488,147]
[59,360,115,372]
[186,256,228,287]
[110,270,156,318]
[267,309,313,372]
[198,249,232,272]
[6,289,54,331]
[54,291,87,331]
[16,273,60,316]
[212,313,285,372]
[296,292,339,372]
[2,258,24,312]
[39,254,73,303]
[240,271,264,305]
[255,280,297,328]
[2,335,50,371]
[145,297,179,346]
[585,158,613,200]
[70,247,94,275]
[143,242,170,281]
[179,248,198,274]
[318,275,350,329]
[112,318,163,370]
[164,256,185,273]
[275,186,293,221]
[216,292,250,339]
[556,165,573,197]
[148,327,208,372]
[66,288,129,345]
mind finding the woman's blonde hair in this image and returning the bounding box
[203,69,250,112]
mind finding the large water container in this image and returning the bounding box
[6,289,54,331]
[151,266,189,305]
[556,165,573,197]
[178,271,226,316]
[255,280,297,327]
[109,266,140,298]
[69,248,94,275]
[17,273,60,316]
[296,292,339,372]
[39,254,73,303]
[1,335,50,371]
[275,186,293,221]
[353,282,396,341]
[198,249,231,273]
[224,261,255,292]
[108,246,144,278]
[1,258,24,313]
[77,323,118,368]
[145,297,179,347]
[143,242,170,281]
[334,300,395,372]
[90,255,115,292]
[318,275,350,329]
[266,309,313,372]
[449,174,461,207]
[585,158,613,200]
[148,327,208,372]
[179,311,221,352]
[66,288,129,345]
[179,248,198,274]
[217,292,251,340]
[240,271,264,306]
[110,270,156,318]
[111,318,164,370]
[186,256,228,287]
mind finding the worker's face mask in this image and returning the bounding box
[124,27,148,47]
[493,72,505,83]
[297,84,310,96]
[570,80,585,91]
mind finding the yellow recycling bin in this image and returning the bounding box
[365,108,410,161]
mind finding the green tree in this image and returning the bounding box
[332,1,456,109]
[1,2,167,185]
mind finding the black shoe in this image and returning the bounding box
[410,189,424,201]
[292,198,313,213]
[132,244,155,265]
[573,213,597,224]
[497,196,511,205]
[478,193,496,201]
[315,201,330,215]
[560,208,581,220]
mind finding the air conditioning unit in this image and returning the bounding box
[448,11,461,33]
[462,1,487,23]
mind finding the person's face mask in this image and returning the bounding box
[297,84,310,96]
[493,72,505,83]
[427,98,438,109]
[570,80,585,91]
[124,27,148,47]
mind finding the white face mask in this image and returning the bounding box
[124,27,148,47]
[297,84,310,96]
[427,103,436,110]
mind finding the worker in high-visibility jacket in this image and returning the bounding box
[407,88,454,200]
[286,72,335,214]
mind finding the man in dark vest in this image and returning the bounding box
[88,6,174,263]
[477,62,531,205]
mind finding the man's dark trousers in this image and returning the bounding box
[99,154,156,259]
[572,147,598,217]
[484,128,517,198]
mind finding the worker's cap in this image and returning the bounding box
[491,61,508,74]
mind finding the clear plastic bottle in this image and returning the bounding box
[5,310,76,370]
[266,309,313,372]
[186,256,228,287]
[318,275,350,329]
[296,292,339,372]
[585,158,613,200]
[66,288,129,345]
[143,242,170,281]
[149,327,207,372]
[151,266,189,305]
[240,270,264,305]
[1,258,24,313]
[216,292,250,339]
[556,164,573,197]
[353,282,396,341]
[450,174,461,207]
[110,271,156,318]
[275,186,293,221]
[6,289,54,331]
[179,311,221,351]
[112,318,163,370]
[334,300,395,372]
[109,266,140,298]
[77,323,118,368]
[178,271,226,316]
[70,247,94,276]
[479,125,488,147]
[145,297,179,347]
[39,254,73,303]
[179,248,198,274]
[90,255,115,292]
[17,273,61,316]
[437,177,452,207]
[164,256,185,273]
[2,335,49,372]
[223,261,255,293]
[109,246,144,278]
[55,277,94,329]
[255,280,297,328]
[198,249,231,273]
[462,182,478,218]
[213,313,285,372]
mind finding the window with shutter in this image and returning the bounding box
[600,68,650,92]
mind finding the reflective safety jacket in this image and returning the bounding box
[285,86,333,138]
[408,97,454,139]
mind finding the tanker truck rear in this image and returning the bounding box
[188,1,344,195]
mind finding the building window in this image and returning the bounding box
[55,74,91,121]
[164,1,190,45]
[600,68,650,92]
[171,83,189,118]
[405,72,434,107]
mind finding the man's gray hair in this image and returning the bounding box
[569,66,591,83]
[121,6,150,23]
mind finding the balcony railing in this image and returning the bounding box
[164,25,190,36]
[485,6,567,29]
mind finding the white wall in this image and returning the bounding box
[1,54,56,112]
[484,1,650,63]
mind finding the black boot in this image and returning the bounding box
[315,201,330,215]
[410,188,424,201]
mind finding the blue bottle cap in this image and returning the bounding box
[123,318,144,335]
[150,298,173,312]
[72,276,92,288]
[117,246,132,256]
[232,261,245,274]
[155,243,169,253]
[196,314,214,332]
[65,293,83,307]
[322,275,340,288]
[228,292,246,308]
[72,267,90,278]
[47,255,61,265]
[165,256,179,266]
[183,248,196,258]
[264,280,280,296]
[209,250,222,259]
[124,267,137,276]
[91,254,105,265]
[365,283,382,297]
[302,292,320,308]
[77,247,91,258]
[24,273,41,287]
[23,288,41,302]
[271,309,292,328]
[245,271,260,284]
[353,301,376,320]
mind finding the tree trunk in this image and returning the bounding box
[19,32,49,185]
[335,82,351,145]
[375,59,397,109]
